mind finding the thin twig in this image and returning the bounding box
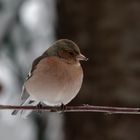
[1,104,140,114]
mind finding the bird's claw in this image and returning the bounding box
[36,102,44,114]
[60,103,66,112]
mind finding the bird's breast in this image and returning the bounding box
[25,57,83,106]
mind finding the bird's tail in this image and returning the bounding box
[11,98,39,118]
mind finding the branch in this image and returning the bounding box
[1,104,140,114]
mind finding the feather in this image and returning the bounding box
[21,85,30,101]
[11,97,39,118]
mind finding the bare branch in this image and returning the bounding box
[1,104,140,114]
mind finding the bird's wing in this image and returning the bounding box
[21,85,30,101]
[26,52,48,80]
[11,97,39,118]
[12,53,49,117]
[21,52,49,100]
[20,100,39,118]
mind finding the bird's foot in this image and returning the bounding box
[50,103,66,113]
[60,103,66,112]
[36,102,44,114]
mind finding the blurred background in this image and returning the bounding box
[0,0,140,140]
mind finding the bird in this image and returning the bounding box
[12,39,88,117]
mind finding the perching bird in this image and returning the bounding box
[12,39,87,117]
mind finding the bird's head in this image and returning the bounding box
[46,39,88,64]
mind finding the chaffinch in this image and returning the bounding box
[12,39,88,117]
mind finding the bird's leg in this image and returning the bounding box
[51,103,66,113]
[37,102,43,108]
[60,103,66,112]
[36,102,44,114]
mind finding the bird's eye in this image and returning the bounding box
[69,52,74,55]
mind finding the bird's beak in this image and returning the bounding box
[77,53,88,61]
